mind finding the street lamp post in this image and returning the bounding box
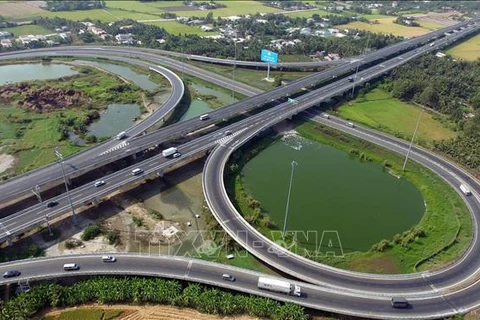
[32,185,52,236]
[231,40,237,102]
[55,147,77,224]
[402,108,424,172]
[283,160,298,239]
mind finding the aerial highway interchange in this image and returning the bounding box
[0,18,480,319]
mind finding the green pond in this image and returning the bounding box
[241,134,425,253]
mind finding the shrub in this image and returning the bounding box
[105,229,121,246]
[81,224,102,241]
[132,216,144,227]
[65,238,83,249]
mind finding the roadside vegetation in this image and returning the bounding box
[188,60,314,91]
[1,277,308,320]
[226,122,471,273]
[382,54,480,177]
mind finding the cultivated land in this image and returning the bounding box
[340,18,433,37]
[447,33,480,61]
[41,305,258,320]
[337,88,457,146]
[0,1,45,17]
[2,24,53,36]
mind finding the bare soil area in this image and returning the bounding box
[0,153,15,174]
[416,11,462,26]
[0,1,46,17]
[41,304,259,320]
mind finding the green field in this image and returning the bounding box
[447,33,480,61]
[2,24,53,36]
[337,88,457,145]
[145,21,216,36]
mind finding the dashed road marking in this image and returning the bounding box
[100,141,129,155]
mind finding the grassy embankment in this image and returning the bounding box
[187,61,314,91]
[0,64,145,175]
[447,33,480,61]
[227,98,471,273]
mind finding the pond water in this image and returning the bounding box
[241,134,425,253]
[74,60,158,90]
[0,63,78,85]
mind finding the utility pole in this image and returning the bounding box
[55,147,77,224]
[283,160,298,239]
[402,108,424,172]
[181,36,185,80]
[231,40,237,102]
[32,185,52,236]
[351,61,360,96]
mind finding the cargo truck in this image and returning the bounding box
[162,147,178,157]
[460,184,472,196]
[257,277,301,297]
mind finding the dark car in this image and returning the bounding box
[3,270,20,278]
[46,201,58,208]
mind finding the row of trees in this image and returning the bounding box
[0,277,308,320]
[45,0,106,12]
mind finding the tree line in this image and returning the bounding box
[45,0,106,12]
[0,277,308,320]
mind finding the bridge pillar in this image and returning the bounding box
[132,153,137,160]
[92,197,99,207]
[157,170,164,177]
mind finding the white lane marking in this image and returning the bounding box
[100,141,129,155]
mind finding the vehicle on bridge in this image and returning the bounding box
[391,297,409,308]
[63,263,79,271]
[132,168,143,176]
[257,277,301,297]
[162,147,178,157]
[116,131,127,140]
[3,270,20,278]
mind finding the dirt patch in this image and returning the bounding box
[0,153,15,174]
[0,1,46,18]
[41,304,258,320]
[416,11,462,26]
[162,5,199,12]
[0,83,87,112]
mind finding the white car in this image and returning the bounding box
[102,255,116,262]
[94,180,105,187]
[173,152,181,158]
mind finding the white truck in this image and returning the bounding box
[116,131,126,140]
[162,147,178,157]
[257,277,301,297]
[460,184,472,196]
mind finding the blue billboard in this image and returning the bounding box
[260,49,278,64]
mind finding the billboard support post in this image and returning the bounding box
[260,49,278,81]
